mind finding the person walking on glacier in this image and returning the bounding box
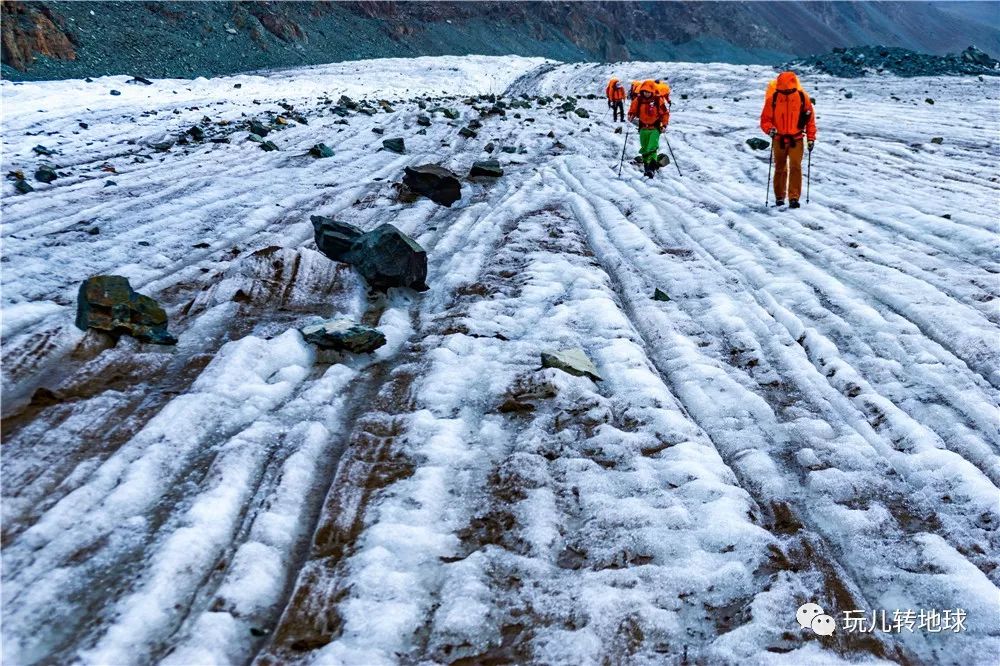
[605,77,627,122]
[628,80,670,178]
[760,70,816,208]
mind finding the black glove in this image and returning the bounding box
[808,140,815,152]
[769,128,777,137]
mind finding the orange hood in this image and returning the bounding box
[639,80,658,94]
[776,71,800,91]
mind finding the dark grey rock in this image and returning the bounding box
[383,137,405,153]
[574,108,590,118]
[469,160,503,178]
[746,137,770,150]
[417,115,431,126]
[32,144,56,156]
[14,180,33,194]
[249,120,270,137]
[76,275,177,345]
[484,142,495,153]
[312,215,362,261]
[403,164,462,207]
[110,90,121,96]
[501,146,517,154]
[459,127,478,138]
[300,318,386,353]
[259,140,279,152]
[187,125,205,141]
[309,143,334,158]
[653,288,671,302]
[344,224,429,291]
[930,136,944,145]
[34,165,57,183]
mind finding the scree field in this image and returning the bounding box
[2,56,998,665]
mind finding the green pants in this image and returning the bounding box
[639,128,661,164]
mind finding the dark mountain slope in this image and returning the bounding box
[3,0,999,80]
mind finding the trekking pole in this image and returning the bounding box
[806,146,812,204]
[618,125,631,178]
[665,138,682,177]
[765,139,774,206]
[601,105,611,123]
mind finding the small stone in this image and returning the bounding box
[614,126,622,134]
[88,226,100,235]
[746,137,770,150]
[129,75,153,85]
[187,126,205,141]
[417,115,431,126]
[653,288,670,302]
[925,98,934,104]
[459,127,478,138]
[484,142,495,153]
[32,144,56,156]
[541,348,602,382]
[14,180,33,194]
[382,137,405,153]
[844,91,854,99]
[34,165,58,183]
[110,90,121,96]
[501,146,517,154]
[104,180,117,187]
[299,318,386,354]
[371,127,385,135]
[233,83,242,89]
[930,137,944,145]
[248,120,270,137]
[309,143,334,158]
[468,119,483,130]
[574,108,590,118]
[79,122,89,129]
[259,140,279,151]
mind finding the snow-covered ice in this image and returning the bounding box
[2,55,998,665]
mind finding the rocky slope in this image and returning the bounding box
[3,0,1000,80]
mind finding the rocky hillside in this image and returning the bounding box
[3,0,1000,80]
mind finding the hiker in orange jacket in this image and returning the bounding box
[629,80,641,100]
[628,80,670,178]
[760,70,817,208]
[605,77,627,122]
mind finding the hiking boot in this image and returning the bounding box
[789,199,801,209]
[643,163,655,178]
[775,199,785,207]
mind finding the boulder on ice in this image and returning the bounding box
[299,318,386,353]
[345,224,429,292]
[311,217,429,292]
[746,137,770,150]
[403,164,462,207]
[312,215,363,261]
[469,160,503,178]
[75,275,177,345]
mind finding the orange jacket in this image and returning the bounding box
[655,81,671,104]
[760,71,816,140]
[606,78,626,102]
[628,81,669,129]
[629,80,641,99]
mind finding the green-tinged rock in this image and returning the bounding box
[338,95,358,110]
[541,348,602,382]
[469,159,503,178]
[653,288,671,302]
[249,120,270,137]
[76,275,177,345]
[260,140,279,152]
[344,224,428,291]
[574,107,590,118]
[746,137,770,150]
[187,125,205,141]
[459,127,478,138]
[930,136,944,145]
[417,115,431,126]
[312,215,362,261]
[15,180,34,194]
[309,143,334,158]
[382,137,405,153]
[501,146,517,154]
[34,165,57,183]
[300,318,386,353]
[32,145,56,156]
